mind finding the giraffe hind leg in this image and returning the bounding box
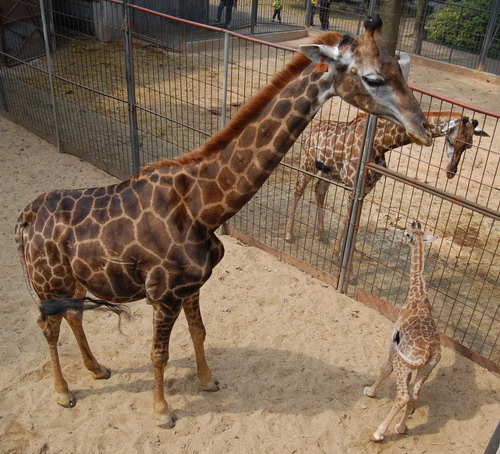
[394,356,440,435]
[37,314,76,408]
[372,361,412,442]
[63,283,111,380]
[364,347,394,397]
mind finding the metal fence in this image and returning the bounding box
[0,0,498,373]
[203,0,500,75]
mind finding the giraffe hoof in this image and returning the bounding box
[395,423,406,434]
[156,411,176,429]
[284,236,295,243]
[372,431,384,442]
[92,365,111,380]
[363,386,376,397]
[201,377,220,392]
[56,392,76,408]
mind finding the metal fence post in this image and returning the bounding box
[338,114,378,294]
[122,0,141,175]
[0,70,7,111]
[221,32,231,130]
[250,0,258,34]
[39,0,60,152]
[477,0,500,72]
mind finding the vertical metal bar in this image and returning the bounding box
[250,0,258,34]
[46,0,56,53]
[0,66,8,111]
[123,0,141,175]
[477,0,500,71]
[221,32,230,130]
[338,114,378,293]
[368,0,377,17]
[39,0,60,152]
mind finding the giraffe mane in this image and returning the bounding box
[135,32,343,178]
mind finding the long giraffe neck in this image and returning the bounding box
[408,234,427,301]
[139,43,340,231]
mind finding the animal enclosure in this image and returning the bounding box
[0,1,498,372]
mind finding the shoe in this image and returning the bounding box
[272,19,275,22]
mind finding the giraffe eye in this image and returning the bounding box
[362,75,385,87]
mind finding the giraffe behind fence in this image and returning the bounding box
[363,220,441,441]
[15,17,433,428]
[284,114,488,255]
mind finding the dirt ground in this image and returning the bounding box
[1,82,499,454]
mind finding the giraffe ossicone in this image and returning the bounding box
[15,16,432,427]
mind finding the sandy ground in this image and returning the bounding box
[1,107,499,454]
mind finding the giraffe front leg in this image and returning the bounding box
[151,300,182,428]
[37,315,76,408]
[183,292,219,392]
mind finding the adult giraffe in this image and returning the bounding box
[284,113,488,252]
[15,17,432,428]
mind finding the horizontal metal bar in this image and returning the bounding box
[279,160,353,192]
[366,162,500,221]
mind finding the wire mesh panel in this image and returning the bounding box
[0,0,498,371]
[345,91,500,368]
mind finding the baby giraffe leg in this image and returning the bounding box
[394,359,438,434]
[183,291,219,391]
[364,347,394,397]
[372,363,411,442]
[37,314,75,408]
[64,310,110,379]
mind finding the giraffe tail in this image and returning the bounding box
[14,211,39,304]
[40,297,130,320]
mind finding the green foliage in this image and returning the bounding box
[427,0,499,57]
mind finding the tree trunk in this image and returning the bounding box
[380,0,404,57]
[413,0,428,54]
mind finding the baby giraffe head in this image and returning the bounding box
[404,220,437,246]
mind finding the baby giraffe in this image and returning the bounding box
[364,221,441,441]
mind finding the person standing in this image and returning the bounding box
[318,0,332,31]
[272,0,283,23]
[216,0,236,27]
[309,0,317,26]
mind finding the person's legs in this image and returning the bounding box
[216,0,226,22]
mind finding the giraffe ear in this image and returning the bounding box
[299,44,351,67]
[474,127,489,137]
[423,234,438,244]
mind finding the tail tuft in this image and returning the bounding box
[40,297,130,320]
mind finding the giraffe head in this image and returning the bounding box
[441,117,489,179]
[404,221,437,245]
[300,16,432,146]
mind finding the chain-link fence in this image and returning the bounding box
[1,0,499,372]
